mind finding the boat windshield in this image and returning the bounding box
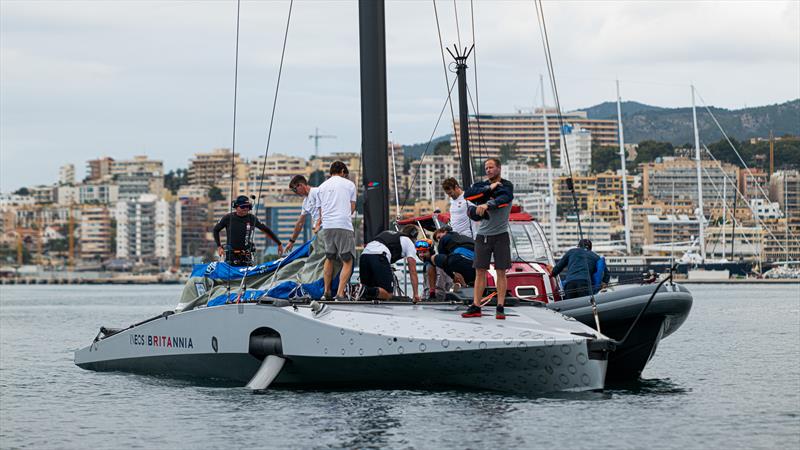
[509,222,553,265]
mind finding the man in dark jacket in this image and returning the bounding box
[431,227,476,286]
[460,158,514,320]
[551,239,610,299]
[213,195,283,266]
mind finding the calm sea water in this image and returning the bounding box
[1,283,798,449]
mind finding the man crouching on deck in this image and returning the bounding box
[460,158,514,320]
[354,225,421,303]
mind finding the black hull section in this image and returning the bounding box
[548,283,692,382]
[609,262,754,283]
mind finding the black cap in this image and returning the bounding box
[233,195,252,208]
[578,239,592,250]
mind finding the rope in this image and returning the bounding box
[400,77,459,214]
[533,0,583,239]
[432,0,462,168]
[452,0,463,49]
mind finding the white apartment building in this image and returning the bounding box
[749,198,782,220]
[116,194,177,264]
[560,127,592,175]
[409,154,460,202]
[79,183,119,204]
[59,164,75,185]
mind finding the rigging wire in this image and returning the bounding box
[249,0,294,246]
[452,0,463,49]
[702,142,800,249]
[468,0,486,167]
[533,0,583,238]
[399,77,459,214]
[226,0,243,259]
[432,0,462,165]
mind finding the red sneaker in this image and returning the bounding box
[461,304,482,318]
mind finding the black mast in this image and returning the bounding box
[358,0,390,242]
[448,46,474,189]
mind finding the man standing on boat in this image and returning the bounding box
[213,195,283,266]
[460,158,514,320]
[354,225,421,303]
[285,175,322,254]
[442,177,476,239]
[551,239,609,299]
[317,161,357,301]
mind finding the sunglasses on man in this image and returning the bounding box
[237,204,252,210]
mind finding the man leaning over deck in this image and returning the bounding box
[317,161,357,301]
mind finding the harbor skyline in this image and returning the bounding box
[2,1,798,192]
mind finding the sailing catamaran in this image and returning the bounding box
[74,1,624,395]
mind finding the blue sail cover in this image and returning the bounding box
[190,241,313,281]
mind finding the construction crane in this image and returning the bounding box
[308,127,336,158]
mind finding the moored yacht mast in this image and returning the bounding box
[691,85,706,262]
[616,80,631,254]
[540,75,557,249]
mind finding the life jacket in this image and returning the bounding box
[440,232,475,255]
[374,230,404,263]
[592,257,606,294]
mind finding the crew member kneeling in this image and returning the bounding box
[357,225,421,303]
[431,227,476,287]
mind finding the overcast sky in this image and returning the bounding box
[1,0,798,192]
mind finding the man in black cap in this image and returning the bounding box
[213,195,283,266]
[550,239,609,299]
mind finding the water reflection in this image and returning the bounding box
[607,377,690,396]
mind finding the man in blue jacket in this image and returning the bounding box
[551,239,610,299]
[460,158,514,320]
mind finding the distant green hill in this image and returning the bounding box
[580,99,799,145]
[402,134,451,160]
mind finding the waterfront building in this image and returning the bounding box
[80,206,113,261]
[642,214,701,255]
[55,185,79,206]
[452,108,617,162]
[0,194,35,208]
[177,184,210,200]
[769,170,800,219]
[516,192,551,223]
[704,225,763,259]
[542,217,612,254]
[116,194,177,265]
[642,157,740,209]
[554,171,634,221]
[761,218,800,262]
[750,198,782,220]
[179,197,211,260]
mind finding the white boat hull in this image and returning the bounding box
[75,302,609,394]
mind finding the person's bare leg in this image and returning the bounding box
[376,287,392,300]
[473,268,487,306]
[323,258,333,296]
[426,265,436,296]
[496,269,507,307]
[337,258,353,297]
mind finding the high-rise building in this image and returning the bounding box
[188,148,247,187]
[79,206,112,261]
[59,164,75,186]
[642,157,739,209]
[769,170,800,219]
[86,157,114,182]
[110,156,164,201]
[116,194,177,264]
[452,109,617,163]
[739,168,768,200]
[79,182,119,204]
[560,127,592,175]
[409,155,460,202]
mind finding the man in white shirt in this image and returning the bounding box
[285,175,321,254]
[316,161,357,301]
[355,225,421,303]
[442,177,476,239]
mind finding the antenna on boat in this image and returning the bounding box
[446,44,475,190]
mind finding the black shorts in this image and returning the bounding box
[359,253,393,292]
[434,254,476,285]
[473,232,511,270]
